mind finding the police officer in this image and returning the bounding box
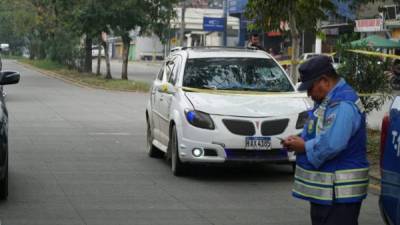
[282,55,369,225]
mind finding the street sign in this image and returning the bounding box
[203,17,225,32]
[228,0,247,14]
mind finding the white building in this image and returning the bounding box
[170,7,240,47]
[128,7,240,61]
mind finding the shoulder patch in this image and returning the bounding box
[324,113,336,128]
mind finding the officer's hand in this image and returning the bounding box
[282,136,305,153]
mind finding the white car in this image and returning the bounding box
[300,52,339,69]
[146,47,311,176]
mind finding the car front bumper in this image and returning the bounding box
[178,114,299,164]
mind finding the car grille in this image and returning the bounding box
[222,119,255,136]
[224,149,288,162]
[261,119,289,136]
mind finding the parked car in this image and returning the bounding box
[0,70,20,200]
[145,47,310,176]
[299,52,339,69]
[91,45,105,58]
[380,96,400,225]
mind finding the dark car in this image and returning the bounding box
[0,70,20,200]
[380,96,400,225]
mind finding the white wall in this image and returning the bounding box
[135,36,164,60]
[205,32,221,46]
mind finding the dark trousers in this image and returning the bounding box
[310,202,362,225]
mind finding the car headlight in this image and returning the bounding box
[296,111,310,129]
[184,109,215,130]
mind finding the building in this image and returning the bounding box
[169,7,240,48]
[315,0,356,53]
[354,1,390,39]
[109,3,240,61]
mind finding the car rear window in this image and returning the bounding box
[182,58,294,92]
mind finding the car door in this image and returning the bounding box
[159,56,181,146]
[381,96,400,225]
[150,64,166,142]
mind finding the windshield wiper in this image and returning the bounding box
[220,87,257,91]
[200,85,217,90]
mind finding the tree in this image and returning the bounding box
[74,0,112,77]
[0,0,38,56]
[245,0,379,81]
[246,0,336,81]
[108,0,177,80]
[336,34,392,114]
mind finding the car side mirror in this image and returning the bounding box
[0,71,20,85]
[158,82,176,94]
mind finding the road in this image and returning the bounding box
[0,59,383,225]
[92,59,161,84]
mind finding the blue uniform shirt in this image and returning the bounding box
[304,79,362,169]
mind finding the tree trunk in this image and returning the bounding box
[102,40,112,80]
[84,36,92,73]
[288,4,300,83]
[29,42,35,60]
[96,36,102,76]
[121,35,130,80]
[96,45,102,76]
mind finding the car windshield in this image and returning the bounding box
[182,57,294,92]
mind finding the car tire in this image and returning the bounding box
[146,119,164,158]
[0,156,8,200]
[170,126,188,176]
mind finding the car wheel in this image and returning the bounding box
[146,119,164,158]
[170,126,188,176]
[0,156,8,200]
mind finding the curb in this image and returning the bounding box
[17,61,93,90]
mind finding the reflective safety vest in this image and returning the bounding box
[293,82,370,205]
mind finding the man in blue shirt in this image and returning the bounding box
[282,55,369,225]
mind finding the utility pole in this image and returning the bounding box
[223,0,228,47]
[180,0,187,46]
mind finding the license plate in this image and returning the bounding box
[245,136,271,150]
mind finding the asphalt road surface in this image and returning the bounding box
[0,59,383,225]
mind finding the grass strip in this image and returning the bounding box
[19,59,150,92]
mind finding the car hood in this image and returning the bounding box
[184,91,309,117]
